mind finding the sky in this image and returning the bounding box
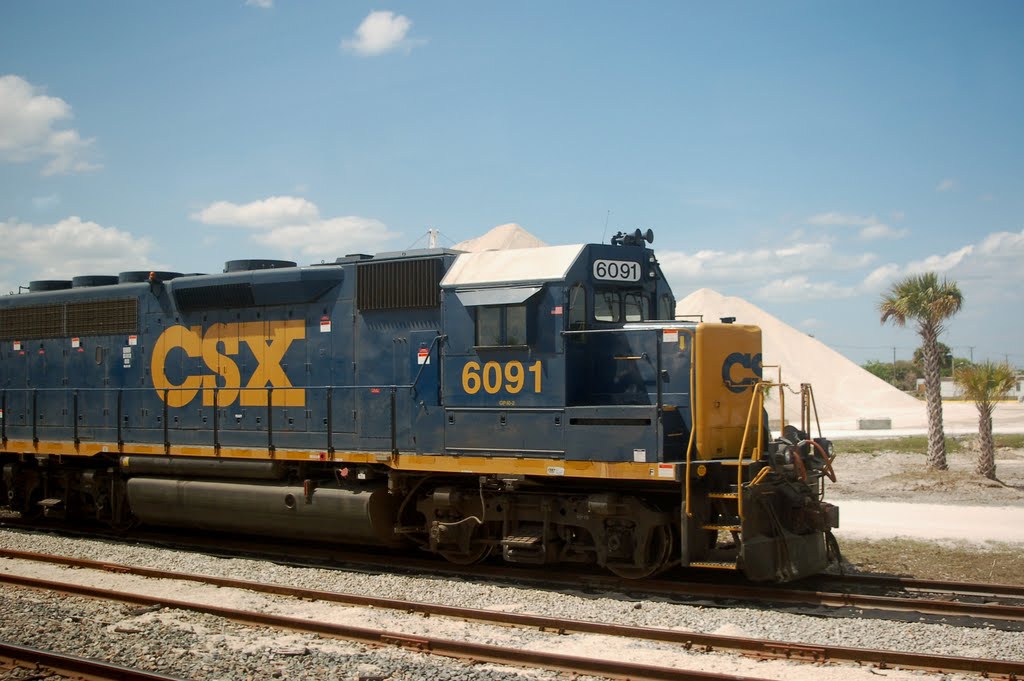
[1,1,1022,367]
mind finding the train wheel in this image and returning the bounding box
[607,524,673,579]
[437,522,494,565]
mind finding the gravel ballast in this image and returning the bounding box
[1,529,1020,680]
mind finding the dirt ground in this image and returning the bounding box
[824,440,1024,584]
[827,445,1024,506]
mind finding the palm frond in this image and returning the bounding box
[954,361,1017,409]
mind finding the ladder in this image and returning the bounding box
[682,366,785,573]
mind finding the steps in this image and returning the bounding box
[687,467,751,574]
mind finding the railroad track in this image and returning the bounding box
[1,548,1021,679]
[0,640,182,680]
[5,519,1024,628]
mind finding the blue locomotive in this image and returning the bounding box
[0,230,837,581]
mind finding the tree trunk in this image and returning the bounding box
[976,406,996,480]
[920,324,947,470]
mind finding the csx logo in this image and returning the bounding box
[721,352,762,394]
[152,321,305,408]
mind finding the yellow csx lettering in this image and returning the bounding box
[151,321,305,408]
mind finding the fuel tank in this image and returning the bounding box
[126,478,400,546]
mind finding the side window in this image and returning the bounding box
[658,294,675,320]
[594,290,620,322]
[506,305,527,345]
[476,307,502,345]
[623,293,645,322]
[568,284,587,331]
[476,304,529,346]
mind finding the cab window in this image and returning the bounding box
[623,292,645,322]
[594,288,647,323]
[568,284,587,331]
[594,290,620,322]
[476,304,528,346]
[658,294,675,320]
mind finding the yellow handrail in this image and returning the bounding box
[678,328,697,518]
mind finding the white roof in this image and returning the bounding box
[441,244,585,288]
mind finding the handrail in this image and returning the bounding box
[0,383,414,459]
[409,334,445,395]
[736,381,767,520]
[677,328,697,518]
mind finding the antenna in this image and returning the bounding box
[428,228,438,249]
[601,210,611,243]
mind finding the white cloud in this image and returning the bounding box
[755,275,857,302]
[862,263,902,290]
[191,196,320,228]
[32,194,60,210]
[658,240,873,286]
[858,223,909,240]
[0,216,156,283]
[806,211,874,227]
[805,211,907,241]
[191,195,399,259]
[245,0,272,7]
[0,75,100,176]
[341,10,424,56]
[906,245,974,274]
[936,178,956,192]
[253,216,399,258]
[976,229,1024,256]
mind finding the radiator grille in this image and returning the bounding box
[357,259,442,311]
[0,298,138,340]
[65,299,138,336]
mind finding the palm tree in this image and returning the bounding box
[879,273,963,470]
[954,361,1016,480]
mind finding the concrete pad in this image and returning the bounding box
[835,499,1024,544]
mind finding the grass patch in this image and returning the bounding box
[839,537,1024,585]
[832,433,1024,455]
[995,433,1024,449]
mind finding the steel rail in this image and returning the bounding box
[0,571,766,681]
[0,640,183,681]
[5,520,1024,614]
[633,577,1024,623]
[5,521,1024,623]
[1,549,1021,679]
[808,572,1024,600]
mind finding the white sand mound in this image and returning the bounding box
[453,223,547,252]
[677,288,922,428]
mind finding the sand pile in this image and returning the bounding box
[453,223,547,252]
[677,288,923,428]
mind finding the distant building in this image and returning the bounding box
[920,375,1024,400]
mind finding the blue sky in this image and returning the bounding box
[1,1,1022,366]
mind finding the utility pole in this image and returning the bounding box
[891,346,897,386]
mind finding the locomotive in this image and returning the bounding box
[0,230,838,581]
